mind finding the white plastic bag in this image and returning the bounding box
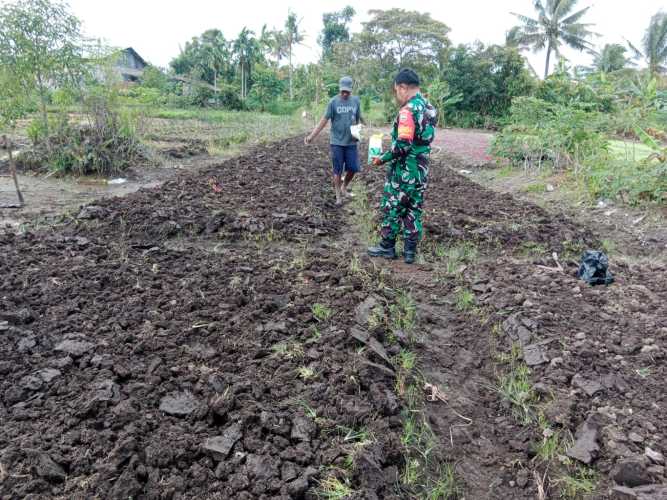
[350,124,363,142]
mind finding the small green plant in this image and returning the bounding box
[519,241,548,257]
[312,303,333,322]
[388,290,417,332]
[317,475,354,500]
[635,367,651,378]
[297,366,315,380]
[271,342,304,360]
[298,400,318,419]
[455,288,475,311]
[401,457,422,486]
[555,466,597,499]
[309,326,321,341]
[498,362,537,424]
[426,464,460,500]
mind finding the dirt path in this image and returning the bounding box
[1,134,665,499]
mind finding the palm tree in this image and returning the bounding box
[628,11,667,76]
[259,25,287,67]
[592,43,632,73]
[232,28,259,100]
[511,0,597,78]
[284,10,305,100]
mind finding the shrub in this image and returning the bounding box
[19,89,145,176]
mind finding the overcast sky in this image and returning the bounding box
[8,0,665,75]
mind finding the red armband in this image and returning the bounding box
[397,107,415,141]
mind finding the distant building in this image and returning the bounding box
[114,47,148,82]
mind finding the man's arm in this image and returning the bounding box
[305,116,328,144]
[377,106,415,164]
[305,101,332,144]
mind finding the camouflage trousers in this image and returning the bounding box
[379,154,429,242]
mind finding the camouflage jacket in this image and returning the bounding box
[380,92,436,165]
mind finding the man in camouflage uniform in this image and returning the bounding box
[368,68,436,264]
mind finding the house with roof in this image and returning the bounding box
[114,47,148,82]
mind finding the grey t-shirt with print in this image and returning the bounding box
[325,95,361,146]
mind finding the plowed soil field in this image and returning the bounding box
[1,134,665,499]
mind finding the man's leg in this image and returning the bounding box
[341,144,360,197]
[368,181,400,259]
[400,185,426,264]
[330,145,344,205]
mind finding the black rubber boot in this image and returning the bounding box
[404,239,418,264]
[367,239,397,259]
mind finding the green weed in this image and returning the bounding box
[317,475,354,500]
[426,464,461,499]
[497,362,537,424]
[312,303,333,322]
[271,342,304,360]
[455,288,475,311]
[555,466,597,499]
[297,366,315,380]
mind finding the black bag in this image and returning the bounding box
[577,250,614,286]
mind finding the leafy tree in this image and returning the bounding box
[285,10,305,100]
[592,44,632,73]
[248,65,284,111]
[0,0,85,131]
[511,0,597,78]
[628,11,667,76]
[0,67,32,131]
[363,9,450,75]
[200,29,230,91]
[441,44,535,126]
[170,29,232,88]
[319,6,355,60]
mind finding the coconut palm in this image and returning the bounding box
[628,11,667,76]
[592,43,633,73]
[511,0,597,78]
[259,25,287,67]
[284,10,305,100]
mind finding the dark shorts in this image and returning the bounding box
[330,144,360,176]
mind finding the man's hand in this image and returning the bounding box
[304,135,312,145]
[371,157,383,166]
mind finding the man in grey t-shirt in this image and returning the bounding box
[305,76,363,206]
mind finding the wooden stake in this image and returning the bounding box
[3,135,24,206]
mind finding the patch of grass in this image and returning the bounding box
[309,326,322,341]
[522,182,547,194]
[561,239,586,261]
[555,466,597,499]
[366,304,385,330]
[351,182,379,246]
[426,464,461,500]
[388,290,417,332]
[271,342,304,360]
[519,241,548,257]
[497,362,537,424]
[312,303,333,322]
[298,400,318,419]
[316,475,355,500]
[432,241,478,276]
[600,239,617,256]
[297,366,315,380]
[454,288,475,311]
[497,164,515,178]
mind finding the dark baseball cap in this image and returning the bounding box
[394,68,420,86]
[339,76,353,92]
